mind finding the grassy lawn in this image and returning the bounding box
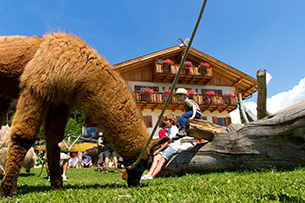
[1,166,305,202]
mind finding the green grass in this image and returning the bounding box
[1,166,305,202]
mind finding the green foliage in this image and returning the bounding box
[65,118,83,136]
[2,167,304,202]
[5,99,17,126]
[5,104,85,138]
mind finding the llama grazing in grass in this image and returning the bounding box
[0,32,166,198]
[0,126,37,177]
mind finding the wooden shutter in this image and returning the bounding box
[212,116,218,124]
[201,116,207,120]
[146,115,152,128]
[226,117,232,125]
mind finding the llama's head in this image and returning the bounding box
[124,136,170,186]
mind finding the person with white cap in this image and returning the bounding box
[172,88,201,140]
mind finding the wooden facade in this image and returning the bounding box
[113,46,257,115]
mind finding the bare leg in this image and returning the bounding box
[44,103,70,190]
[62,161,68,176]
[113,157,118,169]
[102,157,109,173]
[147,154,162,176]
[0,95,46,198]
[151,158,166,178]
[104,157,109,170]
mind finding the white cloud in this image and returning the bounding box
[243,101,257,115]
[244,76,305,115]
[267,77,305,113]
[266,72,272,84]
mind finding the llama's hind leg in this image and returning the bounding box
[0,95,47,198]
[44,103,70,190]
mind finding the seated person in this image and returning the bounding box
[81,152,93,168]
[69,153,79,168]
[141,113,180,180]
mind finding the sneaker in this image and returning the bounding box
[141,175,153,180]
[172,129,187,140]
[95,168,101,172]
[101,169,109,174]
[62,175,68,182]
[114,168,122,173]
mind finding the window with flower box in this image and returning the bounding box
[134,85,159,92]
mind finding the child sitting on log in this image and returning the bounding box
[172,88,201,140]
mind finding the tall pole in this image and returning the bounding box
[257,69,267,119]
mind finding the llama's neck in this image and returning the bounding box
[82,64,150,160]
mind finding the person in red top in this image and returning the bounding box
[159,120,168,145]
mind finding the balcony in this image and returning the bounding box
[153,63,213,85]
[134,92,237,113]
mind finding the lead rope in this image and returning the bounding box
[126,0,208,170]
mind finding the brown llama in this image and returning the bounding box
[0,32,167,198]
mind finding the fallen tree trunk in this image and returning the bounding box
[158,104,305,176]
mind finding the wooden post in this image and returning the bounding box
[257,69,267,119]
[238,93,249,123]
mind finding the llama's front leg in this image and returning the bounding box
[44,103,70,190]
[0,95,46,199]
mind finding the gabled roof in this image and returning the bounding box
[113,45,257,99]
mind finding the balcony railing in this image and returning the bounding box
[153,64,213,85]
[134,92,237,113]
[155,63,213,76]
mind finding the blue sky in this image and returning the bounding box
[1,1,304,114]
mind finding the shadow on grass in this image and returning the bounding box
[19,173,36,177]
[15,181,151,196]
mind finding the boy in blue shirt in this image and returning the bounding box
[172,88,201,140]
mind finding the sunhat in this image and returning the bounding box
[174,88,188,96]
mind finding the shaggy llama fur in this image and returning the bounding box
[0,32,162,198]
[0,126,37,177]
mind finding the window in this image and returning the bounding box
[217,118,226,126]
[212,116,232,127]
[143,115,153,128]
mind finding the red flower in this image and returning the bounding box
[198,62,210,68]
[163,59,175,65]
